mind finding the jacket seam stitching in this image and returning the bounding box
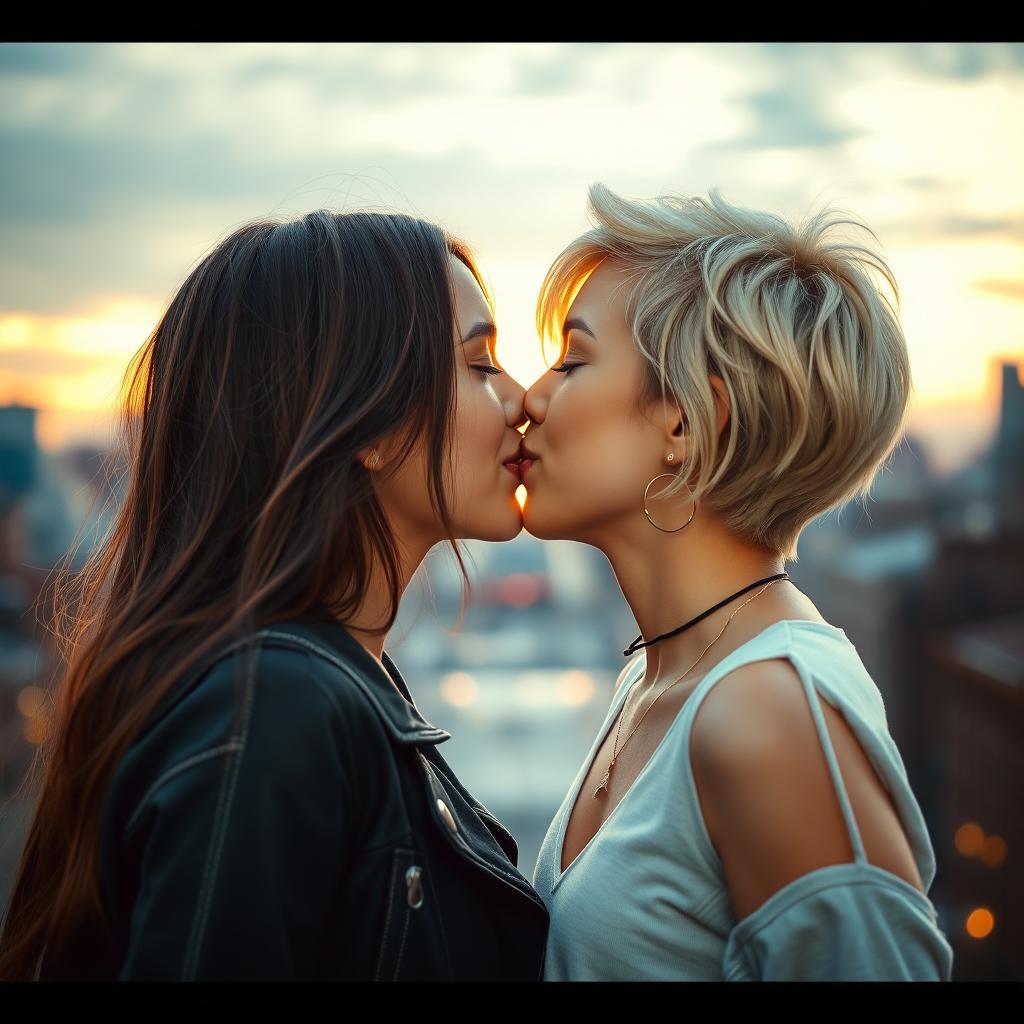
[181,653,261,980]
[124,743,244,836]
[391,892,411,981]
[416,845,455,979]
[180,744,237,980]
[373,853,401,981]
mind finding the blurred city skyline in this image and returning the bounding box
[1,42,1022,476]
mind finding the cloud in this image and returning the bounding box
[973,278,1024,302]
[697,44,867,154]
[0,43,755,315]
[2,40,1023,339]
[730,88,865,150]
[870,212,1024,247]
[0,42,98,76]
[940,215,1024,238]
[0,344,109,375]
[884,42,1024,80]
[902,175,959,192]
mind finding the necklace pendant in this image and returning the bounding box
[593,768,611,800]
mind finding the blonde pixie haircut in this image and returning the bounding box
[536,183,912,562]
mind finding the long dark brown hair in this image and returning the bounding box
[0,209,490,979]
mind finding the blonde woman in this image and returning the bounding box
[521,184,954,981]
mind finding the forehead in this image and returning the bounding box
[450,255,491,322]
[566,258,631,325]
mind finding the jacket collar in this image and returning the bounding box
[260,607,453,748]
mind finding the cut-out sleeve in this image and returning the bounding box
[721,866,955,982]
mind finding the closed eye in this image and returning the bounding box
[476,365,503,376]
[552,363,581,374]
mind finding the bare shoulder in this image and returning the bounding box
[688,656,926,921]
[689,656,817,760]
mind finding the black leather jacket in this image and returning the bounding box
[60,609,550,980]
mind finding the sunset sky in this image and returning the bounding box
[1,42,1021,476]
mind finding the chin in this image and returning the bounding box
[470,503,525,542]
[520,496,569,541]
[495,516,525,541]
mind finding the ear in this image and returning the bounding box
[661,399,687,441]
[357,439,394,471]
[709,375,731,438]
[358,426,406,471]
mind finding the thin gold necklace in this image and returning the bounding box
[593,577,786,799]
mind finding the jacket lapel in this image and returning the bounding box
[261,613,452,747]
[259,612,546,911]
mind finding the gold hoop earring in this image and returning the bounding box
[643,473,695,533]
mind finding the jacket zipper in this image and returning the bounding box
[406,865,424,909]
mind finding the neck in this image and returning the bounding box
[596,507,788,690]
[333,526,433,664]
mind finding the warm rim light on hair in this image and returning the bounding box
[536,182,912,563]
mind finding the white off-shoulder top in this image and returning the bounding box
[531,620,955,981]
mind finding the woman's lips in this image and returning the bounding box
[502,458,538,482]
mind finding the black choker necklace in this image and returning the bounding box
[623,572,791,657]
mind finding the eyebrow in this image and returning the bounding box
[562,317,596,340]
[461,320,497,345]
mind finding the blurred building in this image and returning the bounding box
[0,402,118,798]
[789,358,1024,980]
[993,360,1024,533]
[926,602,1022,980]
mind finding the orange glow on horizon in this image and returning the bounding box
[2,301,1019,479]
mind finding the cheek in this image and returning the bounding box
[548,371,617,448]
[452,376,505,463]
[543,369,651,497]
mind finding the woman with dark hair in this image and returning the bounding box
[0,209,545,980]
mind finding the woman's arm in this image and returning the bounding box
[690,657,952,980]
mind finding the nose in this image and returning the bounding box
[502,375,529,431]
[523,375,548,425]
